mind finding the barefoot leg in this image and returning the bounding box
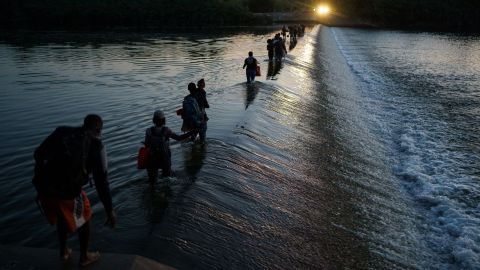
[78,220,91,262]
[56,214,69,260]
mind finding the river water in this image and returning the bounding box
[0,26,479,269]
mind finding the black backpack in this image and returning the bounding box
[147,127,170,163]
[33,127,90,199]
[182,95,201,127]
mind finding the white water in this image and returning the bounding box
[331,28,480,269]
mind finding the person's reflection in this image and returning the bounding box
[267,61,275,78]
[289,38,297,51]
[245,83,259,109]
[266,61,282,80]
[183,142,207,179]
[142,182,171,224]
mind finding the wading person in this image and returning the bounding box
[281,25,288,39]
[267,39,274,61]
[242,51,257,84]
[33,114,116,267]
[194,78,210,143]
[145,110,196,180]
[181,82,203,140]
[273,34,286,61]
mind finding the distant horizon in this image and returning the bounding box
[1,0,479,32]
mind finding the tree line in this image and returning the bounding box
[252,0,480,31]
[1,0,479,31]
[0,0,261,30]
[331,0,480,31]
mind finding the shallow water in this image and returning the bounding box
[0,26,479,269]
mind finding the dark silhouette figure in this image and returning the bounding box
[145,110,195,181]
[267,39,274,61]
[33,114,116,267]
[289,38,297,51]
[266,60,282,80]
[242,51,258,84]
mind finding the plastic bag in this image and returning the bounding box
[137,146,149,169]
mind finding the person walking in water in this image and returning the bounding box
[194,78,210,143]
[145,110,196,180]
[182,82,203,139]
[281,25,288,40]
[33,114,116,267]
[267,39,274,61]
[273,34,286,61]
[242,51,257,84]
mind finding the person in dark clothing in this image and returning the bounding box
[292,25,298,40]
[273,34,286,61]
[288,25,293,37]
[181,83,202,141]
[34,114,115,267]
[242,51,257,84]
[267,39,274,61]
[145,110,195,180]
[194,78,210,142]
[281,25,287,39]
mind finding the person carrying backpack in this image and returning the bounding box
[181,82,203,139]
[273,34,286,61]
[145,110,196,180]
[194,78,210,143]
[242,51,258,84]
[33,114,115,267]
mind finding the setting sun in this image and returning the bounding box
[315,5,330,15]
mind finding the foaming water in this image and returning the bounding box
[331,28,480,268]
[1,27,479,269]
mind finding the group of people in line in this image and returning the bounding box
[243,26,306,83]
[145,79,210,181]
[33,79,210,266]
[281,24,306,40]
[31,26,308,266]
[267,33,287,62]
[245,26,303,81]
[266,25,305,62]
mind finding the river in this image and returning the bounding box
[0,26,479,269]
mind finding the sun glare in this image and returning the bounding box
[315,5,330,15]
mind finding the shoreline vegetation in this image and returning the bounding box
[1,0,479,33]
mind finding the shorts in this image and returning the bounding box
[38,190,92,233]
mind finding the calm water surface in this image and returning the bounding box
[0,26,479,269]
